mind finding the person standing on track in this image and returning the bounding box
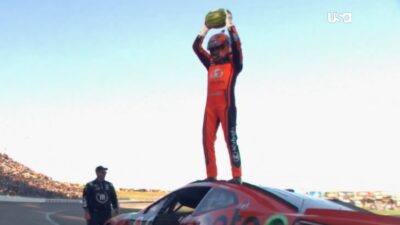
[193,11,243,184]
[82,166,119,225]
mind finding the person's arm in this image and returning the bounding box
[193,26,211,69]
[226,11,243,73]
[110,183,119,214]
[82,183,91,221]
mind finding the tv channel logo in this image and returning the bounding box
[327,12,352,24]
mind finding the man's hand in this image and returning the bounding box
[225,10,233,28]
[199,25,209,37]
[84,211,91,221]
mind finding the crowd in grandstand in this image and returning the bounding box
[307,191,400,210]
[0,153,82,198]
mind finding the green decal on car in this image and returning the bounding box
[264,214,288,225]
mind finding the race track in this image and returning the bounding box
[0,202,86,225]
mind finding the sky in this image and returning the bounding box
[0,0,399,194]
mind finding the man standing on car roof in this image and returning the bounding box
[82,166,119,225]
[193,11,243,184]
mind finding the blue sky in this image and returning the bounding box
[1,1,400,193]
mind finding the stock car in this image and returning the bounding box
[105,180,400,225]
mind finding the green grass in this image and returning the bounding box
[369,209,400,216]
[114,201,154,216]
[117,208,141,215]
[111,208,141,217]
[117,190,166,201]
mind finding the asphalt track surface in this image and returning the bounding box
[0,202,86,225]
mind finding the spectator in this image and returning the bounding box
[82,166,119,225]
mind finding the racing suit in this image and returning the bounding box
[193,26,243,179]
[82,179,119,225]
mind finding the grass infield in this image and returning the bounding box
[117,190,167,201]
[370,209,400,216]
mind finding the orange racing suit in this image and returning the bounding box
[193,26,243,179]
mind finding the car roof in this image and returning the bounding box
[188,180,356,213]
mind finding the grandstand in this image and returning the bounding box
[0,153,82,198]
[0,153,165,201]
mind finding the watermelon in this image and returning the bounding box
[205,9,227,29]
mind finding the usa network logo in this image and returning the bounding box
[327,11,352,24]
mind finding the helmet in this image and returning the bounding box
[207,33,231,63]
[207,33,230,51]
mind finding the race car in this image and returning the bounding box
[105,180,400,225]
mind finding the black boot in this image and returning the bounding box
[228,177,242,184]
[204,177,217,182]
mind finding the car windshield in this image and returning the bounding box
[261,186,355,213]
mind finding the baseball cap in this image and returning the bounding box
[95,165,108,172]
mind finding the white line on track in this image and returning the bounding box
[45,210,64,225]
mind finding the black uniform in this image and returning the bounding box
[82,179,119,225]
